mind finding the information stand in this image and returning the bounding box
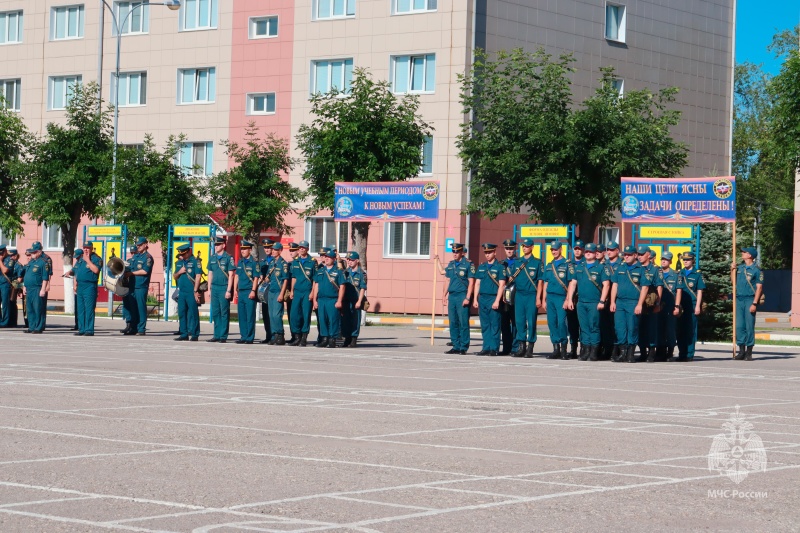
[165,225,215,321]
[513,224,577,262]
[82,224,128,317]
[631,224,701,269]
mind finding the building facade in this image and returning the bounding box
[0,0,734,313]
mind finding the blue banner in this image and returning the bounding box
[620,177,736,223]
[334,181,440,221]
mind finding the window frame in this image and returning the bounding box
[310,58,354,96]
[0,228,17,248]
[177,67,216,105]
[248,15,278,38]
[0,10,24,45]
[604,2,626,43]
[179,0,218,31]
[392,0,437,15]
[305,217,339,256]
[0,78,21,111]
[51,5,85,41]
[43,223,62,251]
[177,141,213,177]
[598,227,620,245]
[313,0,356,20]
[390,53,436,94]
[112,71,147,107]
[246,92,277,115]
[383,221,431,259]
[48,75,82,111]
[420,135,433,175]
[113,1,149,35]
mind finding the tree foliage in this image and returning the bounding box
[297,68,433,268]
[0,101,33,235]
[458,48,688,242]
[697,223,733,342]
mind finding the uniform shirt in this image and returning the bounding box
[14,260,24,280]
[314,265,346,298]
[266,256,289,292]
[175,255,203,292]
[659,268,678,308]
[259,255,273,278]
[23,257,49,288]
[0,256,17,286]
[677,268,706,305]
[569,260,607,303]
[41,253,53,278]
[470,260,507,296]
[130,252,154,289]
[508,255,543,293]
[290,257,315,293]
[543,258,572,296]
[445,259,474,294]
[614,262,650,301]
[345,266,367,302]
[236,256,259,291]
[74,253,103,284]
[603,258,621,279]
[736,263,763,297]
[207,252,235,288]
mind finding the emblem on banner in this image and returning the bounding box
[423,182,439,201]
[621,195,639,216]
[336,197,354,217]
[713,179,733,199]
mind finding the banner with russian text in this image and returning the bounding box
[334,181,440,221]
[620,177,735,223]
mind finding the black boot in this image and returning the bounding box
[579,345,589,361]
[299,333,308,347]
[327,337,337,348]
[627,345,638,363]
[274,333,286,346]
[120,322,131,333]
[350,337,358,348]
[734,345,746,360]
[646,346,656,363]
[560,342,569,360]
[588,345,600,361]
[547,345,560,359]
[512,342,526,357]
[612,345,626,363]
[288,334,300,346]
[636,345,648,363]
[260,335,272,344]
[341,337,352,348]
[570,343,578,359]
[611,345,621,362]
[525,343,534,358]
[316,336,328,348]
[667,347,675,360]
[745,345,753,361]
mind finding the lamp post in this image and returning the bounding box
[99,0,181,223]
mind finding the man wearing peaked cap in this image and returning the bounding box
[542,240,571,359]
[435,242,475,355]
[206,236,235,343]
[258,239,275,343]
[313,246,346,348]
[566,242,609,361]
[565,240,585,358]
[732,247,762,361]
[173,243,204,341]
[234,240,259,344]
[470,244,507,356]
[288,240,314,346]
[341,251,367,347]
[6,248,23,328]
[600,240,622,360]
[657,250,678,361]
[264,241,290,345]
[0,244,16,329]
[499,239,519,355]
[22,244,49,333]
[123,236,154,335]
[609,244,654,363]
[636,245,662,362]
[508,237,544,357]
[674,251,705,361]
[73,241,102,336]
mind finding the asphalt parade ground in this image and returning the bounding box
[1,316,799,532]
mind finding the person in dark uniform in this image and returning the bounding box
[120,245,138,333]
[566,240,584,358]
[470,243,507,356]
[288,241,314,347]
[265,242,289,345]
[657,251,678,361]
[173,243,203,341]
[637,246,663,362]
[732,247,762,361]
[499,239,519,355]
[0,244,16,328]
[126,237,154,335]
[74,242,103,336]
[542,240,572,360]
[8,249,22,328]
[23,247,49,334]
[566,243,609,361]
[206,236,235,343]
[610,245,651,363]
[434,243,474,355]
[674,251,706,361]
[342,251,367,347]
[600,241,621,360]
[507,238,543,358]
[284,242,298,344]
[312,247,345,348]
[30,242,52,330]
[259,239,274,343]
[234,241,259,344]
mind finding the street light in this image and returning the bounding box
[99,0,181,223]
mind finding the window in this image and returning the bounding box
[393,0,436,14]
[0,79,21,111]
[51,5,84,40]
[311,59,354,95]
[43,224,62,250]
[180,0,218,31]
[391,54,435,94]
[306,217,337,254]
[598,227,620,245]
[114,2,149,35]
[177,68,215,104]
[112,72,147,106]
[249,16,277,38]
[385,222,430,258]
[247,93,276,115]
[338,221,351,253]
[48,75,82,110]
[611,78,624,96]
[0,10,23,44]
[420,136,433,175]
[0,229,17,248]
[313,0,355,20]
[178,142,213,176]
[605,2,626,42]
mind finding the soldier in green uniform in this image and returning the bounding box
[8,249,22,328]
[173,243,203,341]
[499,239,519,355]
[600,241,621,360]
[566,243,609,361]
[506,238,543,358]
[610,245,651,363]
[566,240,585,358]
[120,245,138,334]
[29,242,52,330]
[435,243,474,355]
[637,246,663,362]
[596,243,606,264]
[74,242,102,336]
[732,247,762,361]
[674,251,705,361]
[23,247,49,334]
[470,243,507,356]
[126,237,154,335]
[0,244,16,328]
[284,243,298,344]
[206,236,235,343]
[542,240,572,359]
[657,251,678,361]
[342,251,367,347]
[266,242,289,345]
[234,241,259,344]
[288,241,314,347]
[313,247,345,348]
[259,239,274,344]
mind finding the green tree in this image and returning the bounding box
[697,223,733,342]
[297,68,433,268]
[114,134,210,266]
[0,101,33,235]
[458,49,688,243]
[208,124,303,260]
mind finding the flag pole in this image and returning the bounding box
[732,220,737,358]
[431,220,440,345]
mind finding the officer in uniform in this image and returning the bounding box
[596,243,606,264]
[566,240,584,358]
[73,242,102,336]
[8,249,22,328]
[173,243,203,341]
[126,237,154,335]
[610,245,651,363]
[600,241,621,360]
[284,243,299,344]
[288,241,314,347]
[259,239,274,343]
[499,239,519,355]
[313,247,345,348]
[470,243,506,356]
[657,251,678,361]
[732,247,762,361]
[23,247,49,334]
[0,244,16,328]
[674,251,705,361]
[434,243,474,355]
[29,242,52,330]
[266,242,289,345]
[65,248,82,331]
[506,238,543,358]
[234,241,259,344]
[206,236,235,343]
[542,240,572,359]
[120,245,138,333]
[342,251,367,347]
[566,243,609,361]
[637,246,663,362]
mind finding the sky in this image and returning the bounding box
[736,0,799,74]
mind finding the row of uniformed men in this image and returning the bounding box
[437,239,763,362]
[0,242,55,332]
[169,237,367,347]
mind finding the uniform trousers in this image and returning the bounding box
[448,291,471,351]
[177,289,199,338]
[478,294,501,351]
[210,286,230,340]
[0,284,10,327]
[290,291,312,334]
[237,290,256,342]
[26,289,45,332]
[268,290,285,335]
[76,282,98,334]
[676,304,699,359]
[577,301,601,346]
[317,297,341,338]
[514,291,539,344]
[735,296,757,347]
[546,294,568,344]
[614,299,640,345]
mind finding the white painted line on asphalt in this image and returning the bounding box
[0,448,182,466]
[0,496,99,509]
[327,495,438,511]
